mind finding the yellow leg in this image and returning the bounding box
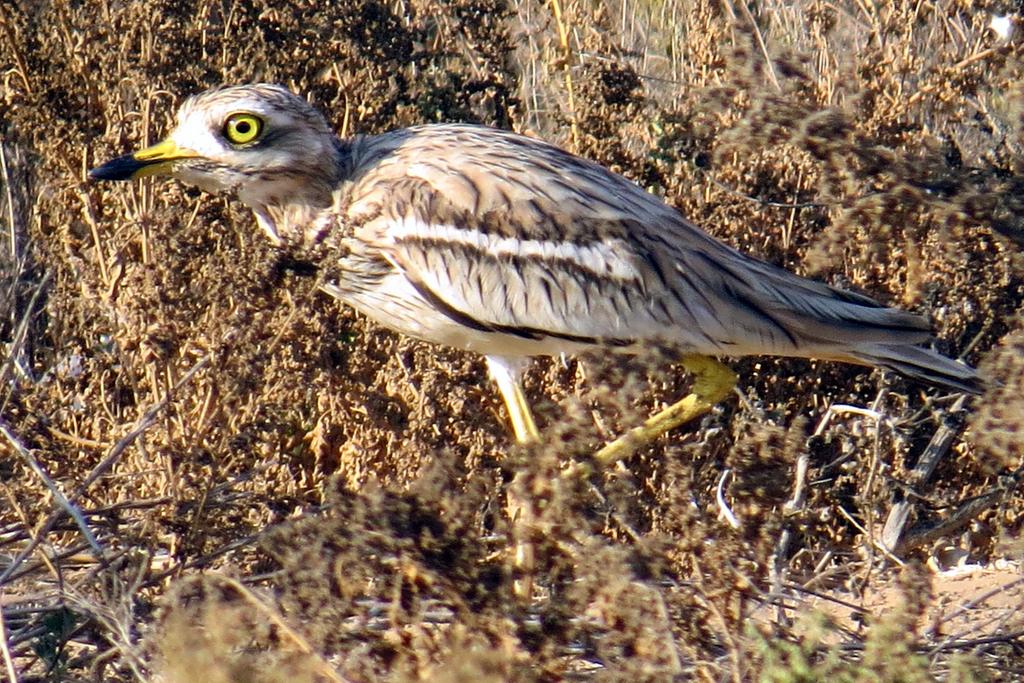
[485,355,539,600]
[592,355,737,469]
[486,356,540,443]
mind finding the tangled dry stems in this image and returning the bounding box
[1,0,1022,680]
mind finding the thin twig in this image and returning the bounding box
[881,395,968,553]
[0,592,19,683]
[547,0,579,150]
[716,469,741,529]
[733,1,780,91]
[835,630,1024,653]
[206,574,351,683]
[771,452,809,625]
[931,573,1024,633]
[704,172,827,210]
[0,271,50,390]
[0,420,103,556]
[933,598,1021,652]
[1,137,19,262]
[898,476,1020,554]
[835,505,904,567]
[0,10,32,95]
[0,541,95,587]
[0,354,210,585]
[782,582,871,617]
[76,354,210,495]
[929,630,1024,652]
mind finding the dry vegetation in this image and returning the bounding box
[2,0,1023,680]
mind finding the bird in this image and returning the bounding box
[89,83,980,461]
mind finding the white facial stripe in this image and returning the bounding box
[390,217,642,282]
[170,123,219,157]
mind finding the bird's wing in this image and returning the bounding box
[341,124,929,356]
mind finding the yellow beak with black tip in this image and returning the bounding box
[89,139,198,181]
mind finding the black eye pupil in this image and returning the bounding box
[236,121,250,134]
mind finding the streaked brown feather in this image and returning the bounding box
[89,84,980,393]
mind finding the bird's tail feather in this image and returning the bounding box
[742,265,980,394]
[844,343,981,395]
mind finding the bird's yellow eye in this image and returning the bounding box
[223,113,263,145]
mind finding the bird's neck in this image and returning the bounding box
[244,138,352,248]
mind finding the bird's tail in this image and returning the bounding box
[842,342,981,395]
[726,254,982,394]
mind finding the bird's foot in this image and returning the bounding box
[587,355,737,471]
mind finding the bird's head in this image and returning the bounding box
[90,84,345,243]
